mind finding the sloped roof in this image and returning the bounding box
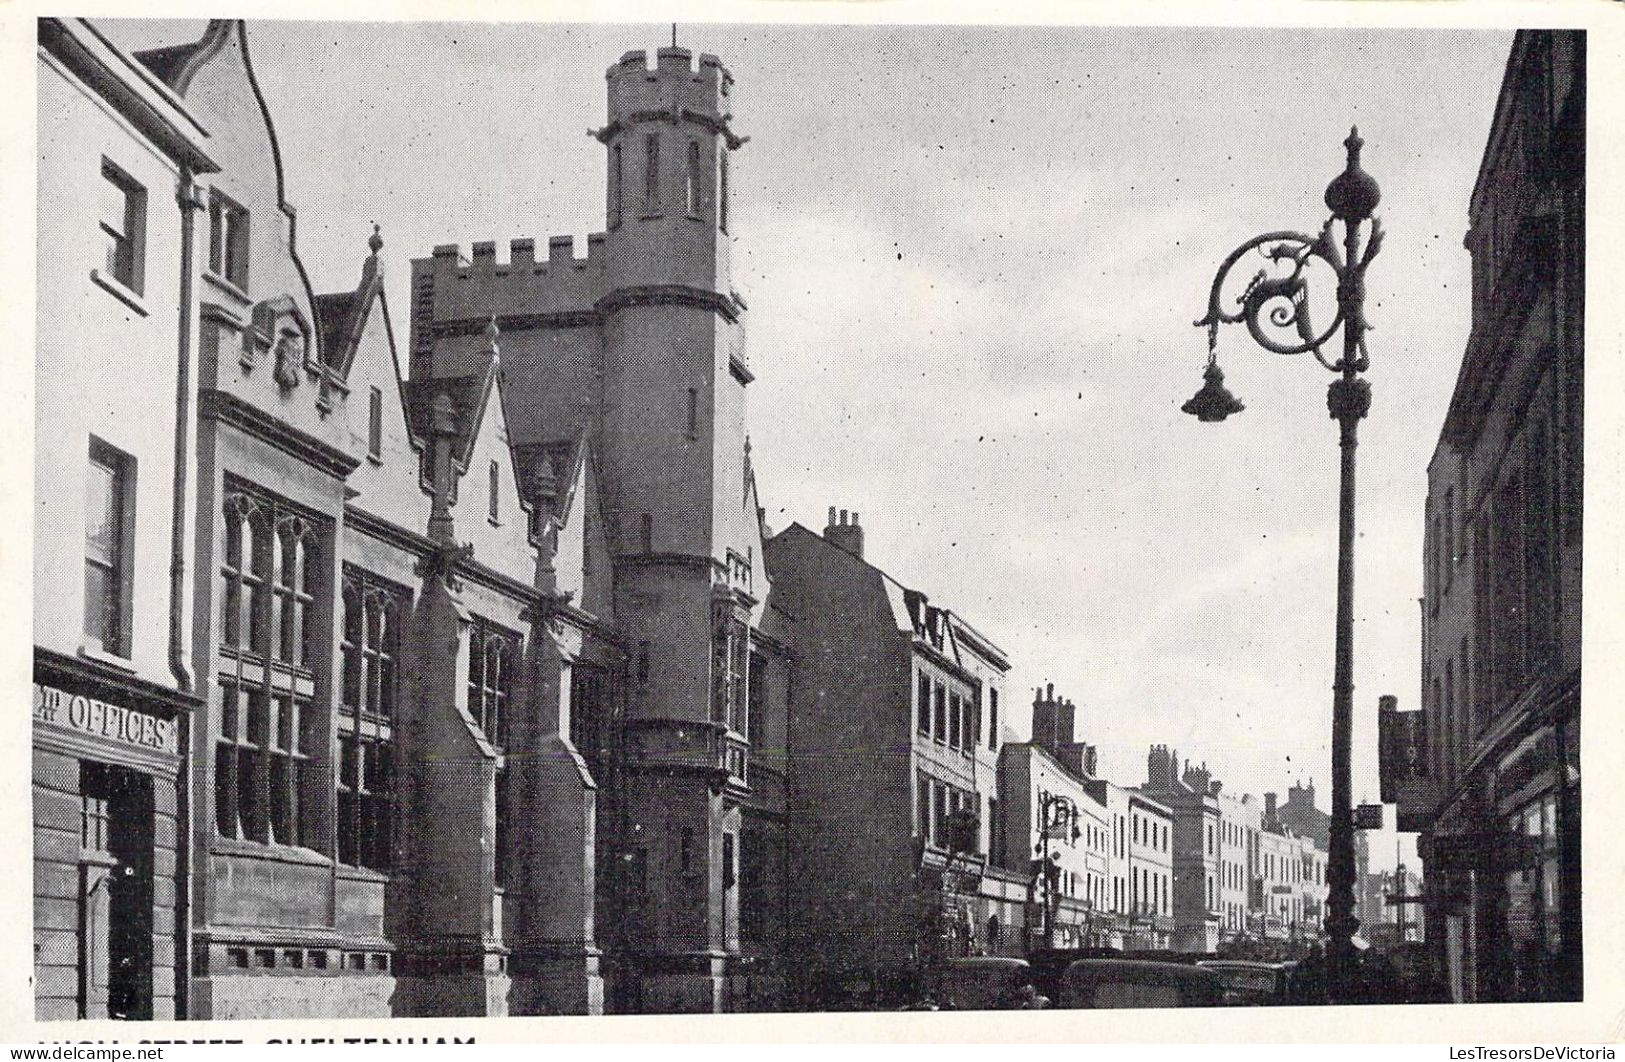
[313,291,360,363]
[311,227,388,377]
[404,370,484,456]
[769,523,1010,670]
[131,38,209,92]
[131,20,236,97]
[513,438,581,515]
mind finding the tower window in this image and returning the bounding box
[644,134,660,209]
[609,143,623,229]
[686,140,702,216]
[686,387,698,437]
[637,640,651,686]
[640,512,653,553]
[719,150,730,233]
[488,460,500,523]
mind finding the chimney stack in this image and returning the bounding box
[824,506,865,558]
[1032,684,1075,751]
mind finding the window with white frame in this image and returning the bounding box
[83,440,134,656]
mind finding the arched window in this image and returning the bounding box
[216,489,322,851]
[338,571,404,871]
[469,617,520,886]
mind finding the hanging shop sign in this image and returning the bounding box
[33,683,177,754]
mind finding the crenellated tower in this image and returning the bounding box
[408,44,766,1015]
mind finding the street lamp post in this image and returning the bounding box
[1183,127,1382,1004]
[1032,790,1079,950]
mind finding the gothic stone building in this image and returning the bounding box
[36,19,605,1020]
[408,46,792,1014]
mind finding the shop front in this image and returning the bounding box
[1422,679,1580,1005]
[33,651,192,1020]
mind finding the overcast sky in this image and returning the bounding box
[100,19,1515,869]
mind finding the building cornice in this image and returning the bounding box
[39,19,218,173]
[344,502,553,610]
[201,388,361,478]
[430,310,602,338]
[596,284,743,324]
[35,646,203,716]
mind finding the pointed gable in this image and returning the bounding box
[140,20,321,360]
[331,229,431,534]
[405,322,539,584]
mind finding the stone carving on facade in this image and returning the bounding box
[273,329,304,390]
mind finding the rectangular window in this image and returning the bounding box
[686,140,703,216]
[747,652,767,746]
[719,149,730,233]
[933,683,946,743]
[609,143,623,228]
[988,688,999,750]
[640,513,653,553]
[710,612,748,732]
[948,692,961,749]
[637,640,651,686]
[208,189,250,290]
[916,673,931,736]
[1444,487,1456,574]
[99,158,146,294]
[644,134,660,208]
[84,441,133,655]
[488,460,500,522]
[686,387,699,436]
[917,770,931,838]
[367,387,383,460]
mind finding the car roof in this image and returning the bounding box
[1198,960,1289,971]
[1064,959,1223,983]
[946,957,1030,970]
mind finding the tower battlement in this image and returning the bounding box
[411,235,609,362]
[429,233,608,273]
[606,46,733,127]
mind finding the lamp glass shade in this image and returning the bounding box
[1182,361,1245,422]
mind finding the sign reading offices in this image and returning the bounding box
[33,683,177,754]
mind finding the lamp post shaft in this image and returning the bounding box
[1324,207,1370,1003]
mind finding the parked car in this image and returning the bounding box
[1197,960,1298,1006]
[938,956,1050,1010]
[1026,947,1124,1002]
[1058,959,1225,1009]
